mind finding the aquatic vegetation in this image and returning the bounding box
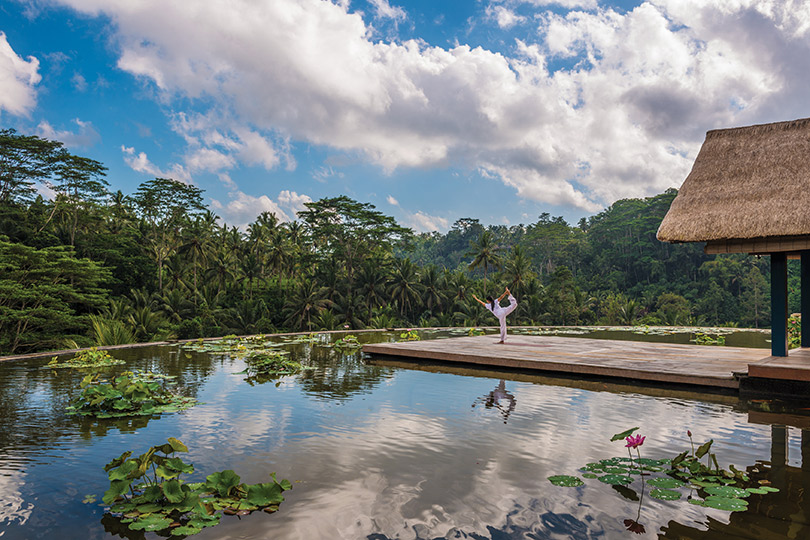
[467,328,485,336]
[691,332,726,345]
[399,329,420,341]
[98,438,291,536]
[47,347,125,369]
[548,426,780,528]
[237,351,304,378]
[331,334,362,349]
[67,371,197,418]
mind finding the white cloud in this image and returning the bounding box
[71,71,87,91]
[37,118,100,148]
[387,195,399,206]
[211,189,312,228]
[369,0,407,21]
[486,6,527,29]
[405,210,449,233]
[53,0,810,211]
[312,165,344,183]
[121,145,192,183]
[0,31,41,116]
[277,189,313,215]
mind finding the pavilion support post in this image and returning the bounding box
[771,252,788,357]
[802,251,810,348]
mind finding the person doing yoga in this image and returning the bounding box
[473,287,518,343]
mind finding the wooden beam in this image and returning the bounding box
[706,236,810,255]
[772,252,789,357]
[803,251,810,348]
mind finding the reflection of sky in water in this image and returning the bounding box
[0,333,803,539]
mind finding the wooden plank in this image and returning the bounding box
[748,348,810,381]
[363,335,771,389]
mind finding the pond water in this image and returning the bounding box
[1,328,807,540]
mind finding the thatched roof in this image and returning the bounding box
[657,117,810,245]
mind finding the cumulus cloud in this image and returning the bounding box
[405,210,449,232]
[486,6,527,29]
[37,118,100,148]
[52,0,810,211]
[0,31,41,116]
[369,0,406,21]
[211,189,312,228]
[387,195,399,206]
[121,145,192,183]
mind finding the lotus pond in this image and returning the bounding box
[1,327,808,539]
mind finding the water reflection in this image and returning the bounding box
[0,329,805,540]
[472,379,517,423]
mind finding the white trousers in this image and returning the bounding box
[494,295,518,342]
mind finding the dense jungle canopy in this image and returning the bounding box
[0,128,794,355]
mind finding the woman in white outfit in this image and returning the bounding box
[473,287,518,343]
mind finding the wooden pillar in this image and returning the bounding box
[771,252,789,357]
[803,251,810,348]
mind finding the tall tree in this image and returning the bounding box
[132,178,206,292]
[467,230,501,286]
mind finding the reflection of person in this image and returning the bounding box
[472,380,517,423]
[473,287,518,343]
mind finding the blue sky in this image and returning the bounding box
[2,0,809,230]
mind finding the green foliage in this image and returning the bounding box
[99,439,290,536]
[788,313,801,349]
[47,347,125,369]
[399,329,420,341]
[332,334,362,350]
[549,427,779,517]
[691,332,726,346]
[67,371,197,418]
[467,328,485,336]
[0,238,110,355]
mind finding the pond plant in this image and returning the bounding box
[690,332,726,346]
[467,328,485,336]
[98,438,291,536]
[399,329,420,341]
[67,371,197,418]
[47,347,125,369]
[548,427,780,532]
[331,334,362,350]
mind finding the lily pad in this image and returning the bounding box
[759,486,780,493]
[582,473,598,479]
[745,487,770,495]
[647,477,686,489]
[650,489,682,501]
[171,525,202,536]
[548,475,584,487]
[129,514,174,531]
[611,427,640,441]
[598,474,633,486]
[603,466,630,474]
[702,496,749,512]
[704,486,749,499]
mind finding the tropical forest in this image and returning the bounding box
[0,128,790,356]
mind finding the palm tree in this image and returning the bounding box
[283,279,330,331]
[179,216,212,296]
[467,230,502,285]
[502,245,535,296]
[357,260,388,321]
[389,258,423,320]
[420,264,444,316]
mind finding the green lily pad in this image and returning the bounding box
[704,486,749,499]
[703,496,749,512]
[129,514,174,531]
[650,489,682,501]
[647,477,686,489]
[598,474,633,486]
[171,525,202,536]
[548,475,584,487]
[690,480,721,488]
[759,486,780,493]
[745,487,769,495]
[611,427,640,441]
[582,473,598,479]
[688,498,706,506]
[603,466,630,474]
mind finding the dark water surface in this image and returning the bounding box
[1,328,808,540]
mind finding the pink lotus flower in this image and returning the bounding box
[625,434,645,449]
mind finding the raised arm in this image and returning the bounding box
[472,294,487,307]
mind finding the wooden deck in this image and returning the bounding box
[363,335,779,389]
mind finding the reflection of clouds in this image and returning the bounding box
[0,469,32,530]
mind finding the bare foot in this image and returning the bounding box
[497,340,505,344]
